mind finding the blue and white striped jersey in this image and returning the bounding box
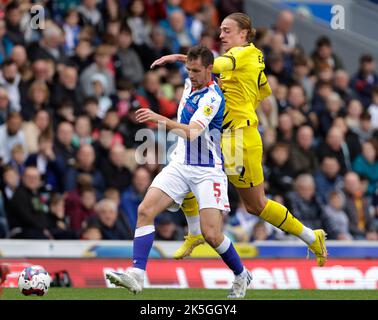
[170,78,225,168]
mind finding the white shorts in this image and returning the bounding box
[150,161,230,213]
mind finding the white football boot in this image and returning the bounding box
[227,269,253,298]
[105,269,143,294]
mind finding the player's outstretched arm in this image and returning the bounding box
[135,108,203,141]
[150,54,187,69]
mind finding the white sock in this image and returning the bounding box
[298,226,316,245]
[237,267,248,278]
[131,267,145,279]
[186,215,201,236]
[214,236,231,254]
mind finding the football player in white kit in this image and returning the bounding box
[105,45,252,298]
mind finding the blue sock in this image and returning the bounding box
[133,225,155,270]
[215,236,244,275]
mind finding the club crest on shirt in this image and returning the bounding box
[192,95,200,104]
[203,105,213,116]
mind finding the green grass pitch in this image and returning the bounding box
[1,288,377,300]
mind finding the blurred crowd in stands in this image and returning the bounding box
[0,0,376,242]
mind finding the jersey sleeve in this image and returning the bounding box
[212,55,235,73]
[190,92,221,129]
[258,71,272,101]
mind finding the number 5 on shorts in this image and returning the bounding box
[213,183,221,197]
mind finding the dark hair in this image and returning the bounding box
[225,12,256,43]
[80,185,96,196]
[50,193,64,206]
[316,36,331,48]
[187,45,214,67]
[83,96,99,105]
[1,58,16,69]
[360,54,373,64]
[360,111,371,121]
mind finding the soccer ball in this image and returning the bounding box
[18,265,51,296]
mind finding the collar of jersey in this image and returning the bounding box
[189,79,214,96]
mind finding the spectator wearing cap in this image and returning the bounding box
[311,36,344,76]
[0,112,26,164]
[351,54,378,107]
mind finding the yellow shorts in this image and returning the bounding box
[221,126,264,188]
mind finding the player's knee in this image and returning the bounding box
[245,197,267,215]
[137,203,154,221]
[202,229,222,248]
